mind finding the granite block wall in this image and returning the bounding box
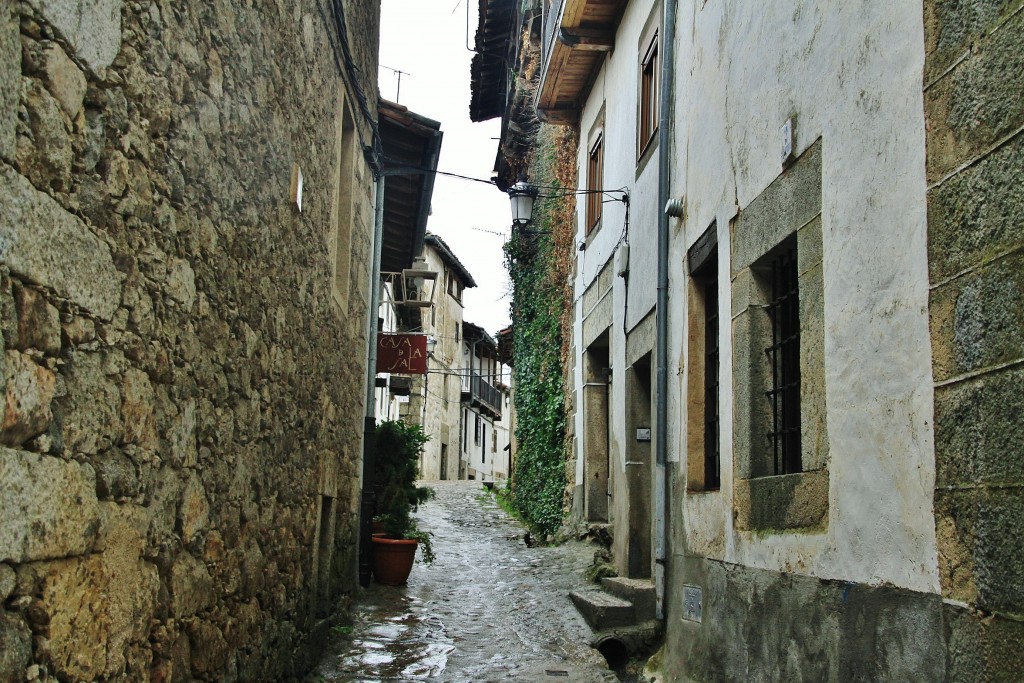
[926,1,1024,677]
[0,1,380,680]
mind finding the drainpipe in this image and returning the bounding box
[654,0,677,620]
[359,175,386,587]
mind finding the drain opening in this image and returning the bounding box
[596,637,630,670]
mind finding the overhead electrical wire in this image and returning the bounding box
[318,0,384,174]
[381,156,628,201]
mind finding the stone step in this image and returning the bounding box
[569,589,635,630]
[600,577,657,621]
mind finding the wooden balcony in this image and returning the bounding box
[463,371,502,419]
[536,0,628,124]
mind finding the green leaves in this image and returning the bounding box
[371,420,434,553]
[504,191,568,538]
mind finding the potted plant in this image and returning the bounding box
[370,420,435,585]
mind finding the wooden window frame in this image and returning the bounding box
[586,131,604,235]
[638,30,659,160]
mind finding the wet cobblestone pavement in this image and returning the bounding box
[310,481,618,682]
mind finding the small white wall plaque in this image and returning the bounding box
[683,584,703,623]
[290,162,304,212]
[636,428,651,442]
[781,117,796,168]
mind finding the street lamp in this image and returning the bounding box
[504,178,628,236]
[507,180,538,227]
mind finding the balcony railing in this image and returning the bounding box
[469,371,502,418]
[542,0,563,77]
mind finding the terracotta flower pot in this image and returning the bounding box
[371,536,419,585]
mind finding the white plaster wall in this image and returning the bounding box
[492,385,512,480]
[572,0,663,516]
[668,1,939,592]
[417,244,465,480]
[375,283,406,424]
[461,405,494,480]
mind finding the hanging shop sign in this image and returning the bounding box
[376,333,428,374]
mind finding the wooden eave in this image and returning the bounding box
[536,0,628,124]
[378,100,443,273]
[470,0,517,122]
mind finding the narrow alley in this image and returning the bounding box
[3,0,1022,680]
[309,481,619,682]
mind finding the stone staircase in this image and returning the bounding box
[569,577,661,656]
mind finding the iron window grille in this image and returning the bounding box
[765,246,802,475]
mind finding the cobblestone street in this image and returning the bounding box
[309,481,619,682]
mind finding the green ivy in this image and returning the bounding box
[503,136,573,537]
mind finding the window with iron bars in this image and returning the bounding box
[765,243,801,475]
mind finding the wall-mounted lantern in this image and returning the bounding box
[507,180,539,227]
[400,257,438,308]
[504,178,627,235]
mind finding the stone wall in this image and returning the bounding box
[666,556,947,682]
[0,1,379,681]
[407,241,465,481]
[925,0,1024,677]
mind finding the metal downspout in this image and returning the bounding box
[654,0,677,620]
[359,176,386,587]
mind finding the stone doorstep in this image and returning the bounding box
[569,589,635,631]
[600,577,657,622]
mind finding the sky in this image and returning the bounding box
[378,0,512,337]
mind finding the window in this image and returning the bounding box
[586,132,604,234]
[332,100,356,309]
[448,273,463,303]
[474,414,481,445]
[765,243,801,475]
[702,261,720,489]
[638,29,659,158]
[731,139,827,531]
[687,224,720,492]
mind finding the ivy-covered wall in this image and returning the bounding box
[503,125,577,537]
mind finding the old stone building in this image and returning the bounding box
[476,0,1023,679]
[1,1,382,680]
[397,233,477,481]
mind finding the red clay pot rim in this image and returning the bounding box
[371,536,418,545]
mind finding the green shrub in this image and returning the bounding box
[371,420,435,562]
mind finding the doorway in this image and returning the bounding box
[625,354,653,578]
[583,335,611,523]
